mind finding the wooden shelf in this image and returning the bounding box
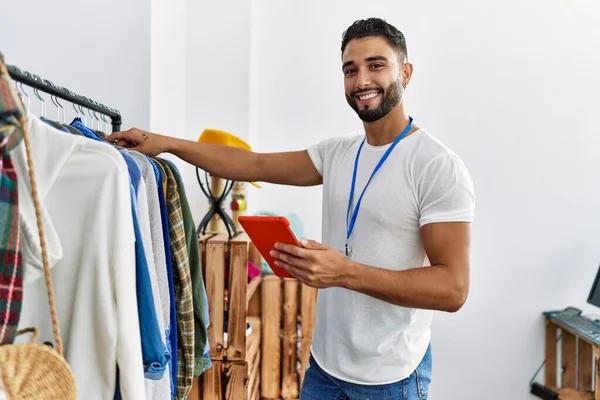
[550,387,594,400]
[246,276,262,309]
[247,316,261,400]
[542,319,600,400]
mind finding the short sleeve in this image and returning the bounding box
[307,136,343,177]
[417,153,475,227]
[307,141,327,177]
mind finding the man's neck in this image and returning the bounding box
[363,104,418,146]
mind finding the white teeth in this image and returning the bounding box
[358,92,378,101]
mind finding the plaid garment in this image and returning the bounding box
[163,159,211,377]
[154,158,194,400]
[0,53,24,345]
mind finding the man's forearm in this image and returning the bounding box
[167,137,261,182]
[343,261,468,312]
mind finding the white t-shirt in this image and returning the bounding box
[15,115,146,399]
[307,127,475,385]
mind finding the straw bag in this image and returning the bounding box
[0,114,77,399]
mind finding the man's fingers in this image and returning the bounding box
[271,249,310,268]
[275,242,307,258]
[276,261,309,282]
[106,129,142,145]
[301,239,328,250]
[105,130,127,142]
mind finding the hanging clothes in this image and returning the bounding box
[153,158,195,400]
[129,151,172,400]
[162,159,211,376]
[3,54,215,400]
[152,159,178,396]
[120,152,169,381]
[0,54,24,346]
[14,114,146,400]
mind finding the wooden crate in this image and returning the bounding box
[261,275,317,400]
[543,319,600,400]
[191,233,262,400]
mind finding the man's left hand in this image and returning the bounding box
[270,239,352,288]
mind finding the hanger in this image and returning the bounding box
[44,80,65,124]
[30,74,47,119]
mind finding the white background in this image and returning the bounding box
[4,0,600,398]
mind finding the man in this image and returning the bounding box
[108,17,475,400]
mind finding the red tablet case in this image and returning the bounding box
[238,215,299,278]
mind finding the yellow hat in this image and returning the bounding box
[198,129,261,188]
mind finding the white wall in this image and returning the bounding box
[151,0,253,225]
[0,0,151,130]
[250,1,600,399]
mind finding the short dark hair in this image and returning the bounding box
[341,18,408,62]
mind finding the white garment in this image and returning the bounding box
[14,115,146,399]
[129,152,171,400]
[129,152,170,331]
[307,128,475,384]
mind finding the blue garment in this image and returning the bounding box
[150,157,178,396]
[121,152,169,380]
[70,118,105,142]
[300,344,432,400]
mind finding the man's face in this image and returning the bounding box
[342,36,405,123]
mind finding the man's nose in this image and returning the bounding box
[356,69,372,90]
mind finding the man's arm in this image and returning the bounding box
[343,221,471,312]
[106,128,322,187]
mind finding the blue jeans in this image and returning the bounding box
[300,343,432,400]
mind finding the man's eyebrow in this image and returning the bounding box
[342,56,389,70]
[366,56,388,63]
[342,60,355,70]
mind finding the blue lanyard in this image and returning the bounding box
[345,116,414,256]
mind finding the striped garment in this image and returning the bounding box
[0,53,24,345]
[154,158,195,400]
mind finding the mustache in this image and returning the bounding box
[351,87,382,97]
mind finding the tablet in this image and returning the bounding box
[238,215,299,278]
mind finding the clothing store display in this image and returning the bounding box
[163,159,211,376]
[16,115,146,399]
[129,151,172,400]
[2,55,213,400]
[0,54,77,400]
[153,160,179,396]
[121,152,169,380]
[155,158,195,400]
[130,154,172,334]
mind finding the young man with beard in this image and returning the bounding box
[108,17,475,400]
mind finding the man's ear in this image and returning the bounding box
[402,62,414,87]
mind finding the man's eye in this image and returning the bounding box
[345,69,356,75]
[371,63,383,69]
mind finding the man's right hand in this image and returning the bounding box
[107,128,322,187]
[106,128,171,157]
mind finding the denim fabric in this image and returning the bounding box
[151,157,178,396]
[300,343,432,400]
[70,118,105,142]
[121,152,169,380]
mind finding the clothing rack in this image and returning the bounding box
[6,64,122,132]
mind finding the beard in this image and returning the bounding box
[346,80,404,123]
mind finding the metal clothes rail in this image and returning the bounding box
[7,64,122,132]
